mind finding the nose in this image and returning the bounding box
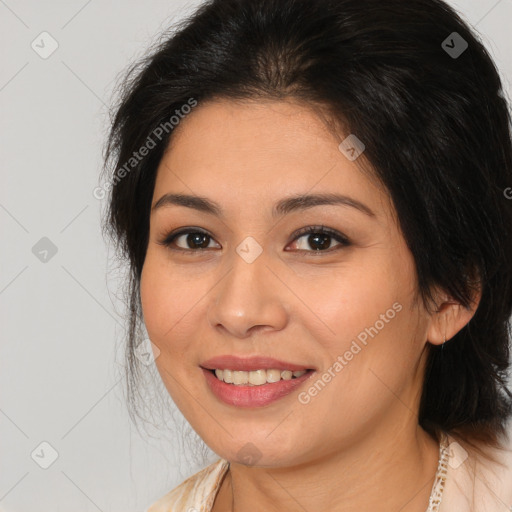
[206,250,289,339]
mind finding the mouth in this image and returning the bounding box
[201,366,316,408]
[204,367,315,386]
[199,355,316,407]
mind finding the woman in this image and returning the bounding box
[101,0,512,510]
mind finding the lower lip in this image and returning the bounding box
[201,368,315,408]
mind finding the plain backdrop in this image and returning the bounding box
[1,0,512,511]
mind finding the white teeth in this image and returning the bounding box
[233,371,248,385]
[266,369,281,383]
[212,368,308,385]
[248,369,267,385]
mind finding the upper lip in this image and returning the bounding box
[200,355,314,372]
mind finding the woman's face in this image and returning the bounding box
[140,98,435,465]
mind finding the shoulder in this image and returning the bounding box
[144,458,230,512]
[441,425,512,511]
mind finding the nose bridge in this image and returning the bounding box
[207,242,288,337]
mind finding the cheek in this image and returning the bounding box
[304,247,419,384]
[139,253,221,422]
[140,252,210,359]
[140,257,167,335]
[140,254,186,350]
[306,260,404,342]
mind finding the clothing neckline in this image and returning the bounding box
[425,431,450,512]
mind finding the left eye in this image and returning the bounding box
[158,226,350,253]
[287,226,350,253]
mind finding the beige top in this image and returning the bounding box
[145,431,512,512]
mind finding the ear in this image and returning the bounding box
[426,284,481,346]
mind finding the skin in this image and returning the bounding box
[140,97,479,512]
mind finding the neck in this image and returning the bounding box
[226,422,439,512]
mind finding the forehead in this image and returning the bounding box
[153,98,390,219]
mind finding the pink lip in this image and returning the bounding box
[201,367,315,408]
[200,355,314,372]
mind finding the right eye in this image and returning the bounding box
[157,228,221,252]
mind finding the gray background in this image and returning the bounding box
[1,1,511,511]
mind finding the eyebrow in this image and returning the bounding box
[151,192,376,218]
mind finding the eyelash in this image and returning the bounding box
[157,225,351,256]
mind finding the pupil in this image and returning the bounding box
[309,234,330,250]
[188,233,210,248]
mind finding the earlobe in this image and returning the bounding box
[426,278,482,346]
[427,294,480,347]
[427,303,450,346]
